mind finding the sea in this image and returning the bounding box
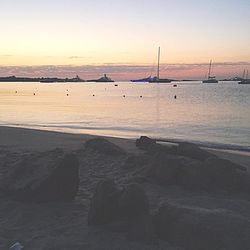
[0,81,249,152]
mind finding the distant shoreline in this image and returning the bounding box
[0,76,244,82]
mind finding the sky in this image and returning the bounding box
[0,0,250,80]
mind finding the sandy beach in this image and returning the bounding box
[0,126,250,250]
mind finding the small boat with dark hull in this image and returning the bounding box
[202,60,218,83]
[238,70,250,84]
[87,74,114,82]
[238,79,250,84]
[130,76,154,83]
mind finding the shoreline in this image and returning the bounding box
[1,124,249,158]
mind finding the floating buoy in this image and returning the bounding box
[173,84,177,87]
[93,94,95,96]
[174,95,177,99]
[67,93,69,96]
[123,95,125,98]
[114,84,118,86]
[33,93,36,95]
[140,95,142,98]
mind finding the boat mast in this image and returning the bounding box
[246,70,249,80]
[157,46,160,79]
[242,69,246,79]
[208,60,212,79]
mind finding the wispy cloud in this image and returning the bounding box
[2,54,12,57]
[0,62,249,80]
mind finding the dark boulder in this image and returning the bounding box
[177,142,216,161]
[203,157,247,191]
[118,183,149,218]
[155,202,250,250]
[88,179,121,225]
[85,138,126,156]
[3,149,79,202]
[177,158,207,190]
[135,136,157,151]
[146,153,184,185]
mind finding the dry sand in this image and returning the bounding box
[0,126,250,249]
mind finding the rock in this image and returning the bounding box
[155,202,250,250]
[203,157,246,191]
[135,136,157,151]
[85,138,126,156]
[177,157,248,191]
[146,153,184,185]
[177,158,206,190]
[118,183,149,218]
[88,179,121,225]
[3,149,79,202]
[177,142,216,161]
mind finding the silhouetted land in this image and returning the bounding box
[0,75,85,83]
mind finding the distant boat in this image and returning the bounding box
[130,47,172,83]
[130,76,154,83]
[149,47,172,83]
[238,69,250,84]
[87,74,114,82]
[202,60,218,83]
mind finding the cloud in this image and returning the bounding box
[2,54,12,57]
[0,61,249,80]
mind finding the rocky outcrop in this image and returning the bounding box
[2,149,79,202]
[88,180,154,242]
[85,138,126,156]
[132,137,248,193]
[146,153,184,185]
[154,202,250,250]
[177,141,216,161]
[88,179,121,225]
[135,136,157,151]
[118,183,149,218]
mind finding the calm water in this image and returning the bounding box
[0,81,249,150]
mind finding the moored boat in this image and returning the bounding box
[87,74,114,82]
[202,60,218,83]
[131,47,172,83]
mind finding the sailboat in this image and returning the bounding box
[202,60,218,83]
[238,69,250,84]
[130,47,172,83]
[149,47,172,83]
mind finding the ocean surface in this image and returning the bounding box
[0,81,249,151]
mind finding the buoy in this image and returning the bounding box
[67,93,69,96]
[173,84,177,87]
[140,95,142,98]
[93,94,95,96]
[174,95,177,99]
[123,95,125,98]
[33,93,36,95]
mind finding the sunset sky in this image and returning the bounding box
[0,0,250,80]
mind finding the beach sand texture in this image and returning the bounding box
[0,126,250,250]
